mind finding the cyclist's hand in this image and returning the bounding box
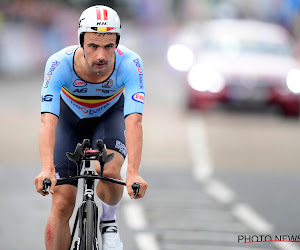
[34,170,57,196]
[126,174,148,199]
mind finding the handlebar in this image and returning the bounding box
[42,178,140,197]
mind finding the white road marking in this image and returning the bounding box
[205,179,235,204]
[122,201,161,250]
[187,117,213,181]
[135,233,160,250]
[122,202,147,230]
[232,203,273,234]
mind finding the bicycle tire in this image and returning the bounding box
[78,205,86,250]
[86,199,95,249]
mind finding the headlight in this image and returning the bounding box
[187,64,225,93]
[167,44,194,71]
[286,68,300,94]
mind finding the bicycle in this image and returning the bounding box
[43,138,140,250]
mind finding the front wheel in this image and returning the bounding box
[86,200,96,249]
[78,200,97,250]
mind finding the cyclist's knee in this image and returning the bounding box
[50,186,77,220]
[103,162,122,179]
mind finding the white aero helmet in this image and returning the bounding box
[78,5,121,47]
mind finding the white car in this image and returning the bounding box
[167,19,300,116]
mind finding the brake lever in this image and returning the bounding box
[132,183,140,197]
[42,178,52,194]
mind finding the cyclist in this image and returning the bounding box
[34,5,148,250]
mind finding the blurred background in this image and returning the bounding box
[1,0,300,249]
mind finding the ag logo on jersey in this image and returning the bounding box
[73,79,87,87]
[132,92,145,104]
[74,88,87,93]
[102,79,113,88]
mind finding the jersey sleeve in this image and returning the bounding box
[121,54,145,117]
[41,53,69,117]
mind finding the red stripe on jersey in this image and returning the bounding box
[96,7,101,20]
[103,9,108,20]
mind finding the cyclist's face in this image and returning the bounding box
[83,33,116,74]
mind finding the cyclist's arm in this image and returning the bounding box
[125,113,143,175]
[35,49,72,195]
[119,49,147,198]
[35,113,58,195]
[35,52,67,195]
[39,113,58,172]
[125,113,148,198]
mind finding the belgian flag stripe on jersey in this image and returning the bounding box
[61,87,124,108]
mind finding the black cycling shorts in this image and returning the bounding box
[53,94,127,187]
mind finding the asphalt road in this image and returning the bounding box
[1,31,300,249]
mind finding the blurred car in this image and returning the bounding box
[167,19,300,116]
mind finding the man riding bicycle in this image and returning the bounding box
[34,5,148,250]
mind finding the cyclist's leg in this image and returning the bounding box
[45,185,77,250]
[45,99,81,250]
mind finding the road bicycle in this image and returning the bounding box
[43,139,140,250]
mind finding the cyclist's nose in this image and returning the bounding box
[96,48,106,61]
